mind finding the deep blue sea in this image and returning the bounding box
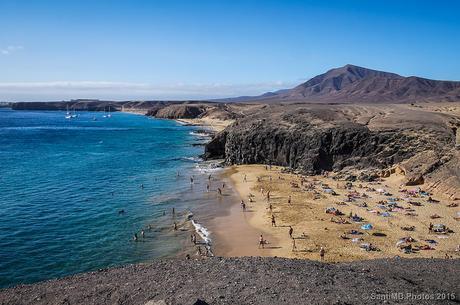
[0,109,216,288]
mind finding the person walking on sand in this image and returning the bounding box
[222,182,225,189]
[173,222,177,231]
[271,214,276,227]
[289,226,293,239]
[241,200,246,211]
[288,195,291,204]
[429,222,433,233]
[206,183,210,192]
[243,174,247,182]
[320,247,325,261]
[267,191,270,201]
[269,203,273,212]
[259,234,265,249]
[217,187,222,195]
[208,174,212,181]
[292,238,297,251]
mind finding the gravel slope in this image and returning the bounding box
[1,257,458,305]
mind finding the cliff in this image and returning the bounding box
[205,103,460,199]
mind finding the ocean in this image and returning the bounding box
[0,108,221,288]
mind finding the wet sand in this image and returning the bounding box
[212,164,460,262]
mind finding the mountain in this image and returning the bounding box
[229,64,460,103]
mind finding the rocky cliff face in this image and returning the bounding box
[205,103,460,199]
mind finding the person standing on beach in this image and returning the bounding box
[271,214,276,227]
[259,235,265,249]
[172,207,175,215]
[190,176,194,184]
[267,191,270,201]
[173,222,177,231]
[288,195,291,204]
[292,238,297,251]
[206,183,210,192]
[289,226,293,238]
[243,174,247,182]
[241,200,246,211]
[269,203,273,212]
[217,187,222,195]
[208,174,212,181]
[222,182,225,189]
[320,247,325,261]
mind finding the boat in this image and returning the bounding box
[65,105,72,119]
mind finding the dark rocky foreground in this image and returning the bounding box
[1,257,458,305]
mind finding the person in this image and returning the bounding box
[269,203,273,212]
[271,214,276,227]
[140,184,144,189]
[288,195,291,204]
[208,174,212,181]
[118,209,125,215]
[147,224,152,231]
[197,246,202,256]
[186,254,191,260]
[217,188,222,195]
[172,207,175,215]
[320,247,325,261]
[267,191,270,201]
[140,230,145,238]
[133,233,138,241]
[190,176,194,184]
[259,235,265,249]
[292,238,297,251]
[222,182,225,189]
[241,200,246,211]
[243,174,247,182]
[289,226,293,239]
[206,184,210,192]
[176,171,180,177]
[173,222,177,230]
[429,222,433,233]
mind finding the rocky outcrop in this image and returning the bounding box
[205,103,460,198]
[154,104,208,119]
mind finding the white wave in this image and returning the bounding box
[189,131,212,137]
[191,219,213,256]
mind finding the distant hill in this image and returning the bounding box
[225,64,460,103]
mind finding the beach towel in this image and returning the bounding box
[361,224,373,230]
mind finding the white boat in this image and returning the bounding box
[65,105,72,119]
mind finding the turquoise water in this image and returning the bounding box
[0,109,212,288]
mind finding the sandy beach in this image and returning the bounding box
[211,164,460,262]
[176,118,232,132]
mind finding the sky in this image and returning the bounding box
[1,0,460,101]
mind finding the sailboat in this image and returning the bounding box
[70,107,78,118]
[65,105,72,119]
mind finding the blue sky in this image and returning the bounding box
[1,0,459,101]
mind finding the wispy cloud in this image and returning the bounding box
[0,45,24,55]
[0,80,296,101]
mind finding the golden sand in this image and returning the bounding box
[217,164,459,262]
